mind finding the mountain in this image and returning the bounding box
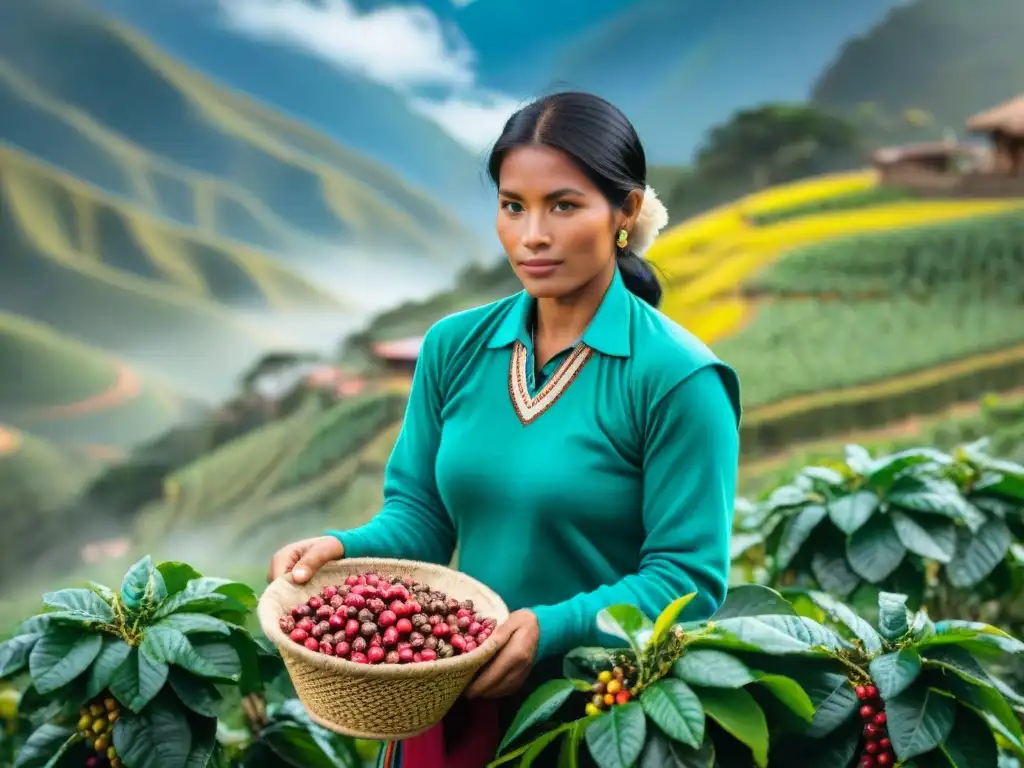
[811,0,1024,143]
[80,0,497,225]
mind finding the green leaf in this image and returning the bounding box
[109,647,170,712]
[499,678,577,751]
[810,548,861,597]
[919,619,1022,651]
[152,591,234,620]
[890,512,956,563]
[141,627,226,679]
[877,592,909,641]
[120,556,168,612]
[640,679,705,748]
[183,717,219,768]
[775,504,827,569]
[157,562,204,596]
[520,725,570,766]
[556,720,584,768]
[942,675,1024,751]
[694,686,768,768]
[155,614,232,637]
[946,518,1012,588]
[29,628,103,695]
[639,729,715,767]
[191,641,243,682]
[869,649,922,699]
[886,685,956,761]
[672,650,753,688]
[796,671,859,738]
[711,615,847,654]
[766,485,808,510]
[846,515,907,583]
[889,478,972,523]
[563,647,631,681]
[87,636,133,698]
[712,584,796,620]
[585,701,646,768]
[805,591,884,654]
[89,582,117,603]
[922,644,991,689]
[0,633,42,679]
[41,589,115,621]
[651,594,696,647]
[867,448,952,488]
[828,491,879,534]
[940,704,999,767]
[752,672,814,722]
[845,444,873,474]
[595,605,654,654]
[167,669,221,717]
[113,697,193,768]
[12,724,77,768]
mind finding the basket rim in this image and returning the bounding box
[258,557,510,679]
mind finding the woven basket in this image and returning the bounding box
[258,557,510,740]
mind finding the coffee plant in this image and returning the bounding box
[733,439,1024,625]
[0,557,282,768]
[490,585,1024,767]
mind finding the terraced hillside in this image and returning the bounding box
[0,311,194,448]
[0,0,482,267]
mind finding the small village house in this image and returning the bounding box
[369,336,423,376]
[871,141,986,186]
[966,94,1024,176]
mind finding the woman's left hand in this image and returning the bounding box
[464,609,540,699]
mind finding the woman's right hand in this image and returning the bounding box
[267,536,344,584]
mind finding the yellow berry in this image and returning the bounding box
[606,680,622,695]
[603,693,615,707]
[89,704,104,717]
[104,698,118,712]
[92,719,107,734]
[598,671,612,684]
[78,716,92,732]
[107,710,119,723]
[95,735,110,752]
[108,746,118,760]
[585,703,601,717]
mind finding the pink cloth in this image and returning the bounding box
[401,697,500,768]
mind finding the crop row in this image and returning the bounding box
[745,185,913,226]
[749,210,1024,298]
[717,296,1024,407]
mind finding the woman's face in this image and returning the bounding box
[496,145,628,299]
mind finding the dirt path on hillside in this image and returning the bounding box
[31,363,142,420]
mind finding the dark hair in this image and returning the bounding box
[487,91,663,307]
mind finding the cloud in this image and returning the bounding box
[214,0,521,151]
[409,92,522,152]
[215,0,475,88]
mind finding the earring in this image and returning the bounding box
[616,229,628,249]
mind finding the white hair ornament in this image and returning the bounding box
[627,185,669,257]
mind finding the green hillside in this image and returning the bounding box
[0,311,192,448]
[0,0,482,266]
[811,0,1024,142]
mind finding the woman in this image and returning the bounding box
[268,91,741,767]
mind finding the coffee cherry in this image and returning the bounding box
[874,712,887,725]
[420,648,437,662]
[614,691,630,705]
[335,641,350,657]
[280,616,296,633]
[397,618,414,634]
[304,637,320,651]
[289,628,309,643]
[855,685,867,699]
[876,755,892,766]
[367,646,386,664]
[859,705,875,719]
[398,647,415,663]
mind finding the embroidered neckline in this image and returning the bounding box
[508,340,593,425]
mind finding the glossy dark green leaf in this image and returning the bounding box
[889,478,972,523]
[584,701,646,768]
[563,647,631,681]
[869,649,922,699]
[775,504,827,569]
[167,668,222,717]
[191,641,243,682]
[711,584,796,620]
[156,562,204,597]
[87,636,133,698]
[886,685,956,761]
[940,705,999,767]
[846,515,907,583]
[673,649,753,688]
[946,518,1012,588]
[867,448,952,489]
[942,675,1024,752]
[640,679,704,748]
[113,698,192,768]
[109,647,169,712]
[556,720,584,768]
[796,671,859,738]
[0,632,42,679]
[155,614,231,637]
[12,723,76,768]
[120,556,168,613]
[828,491,879,534]
[499,678,576,751]
[810,548,861,597]
[752,672,814,722]
[890,512,956,563]
[595,605,654,654]
[693,686,768,768]
[712,615,846,654]
[639,729,715,767]
[805,591,883,654]
[877,592,910,641]
[41,589,115,622]
[28,629,103,694]
[183,716,219,768]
